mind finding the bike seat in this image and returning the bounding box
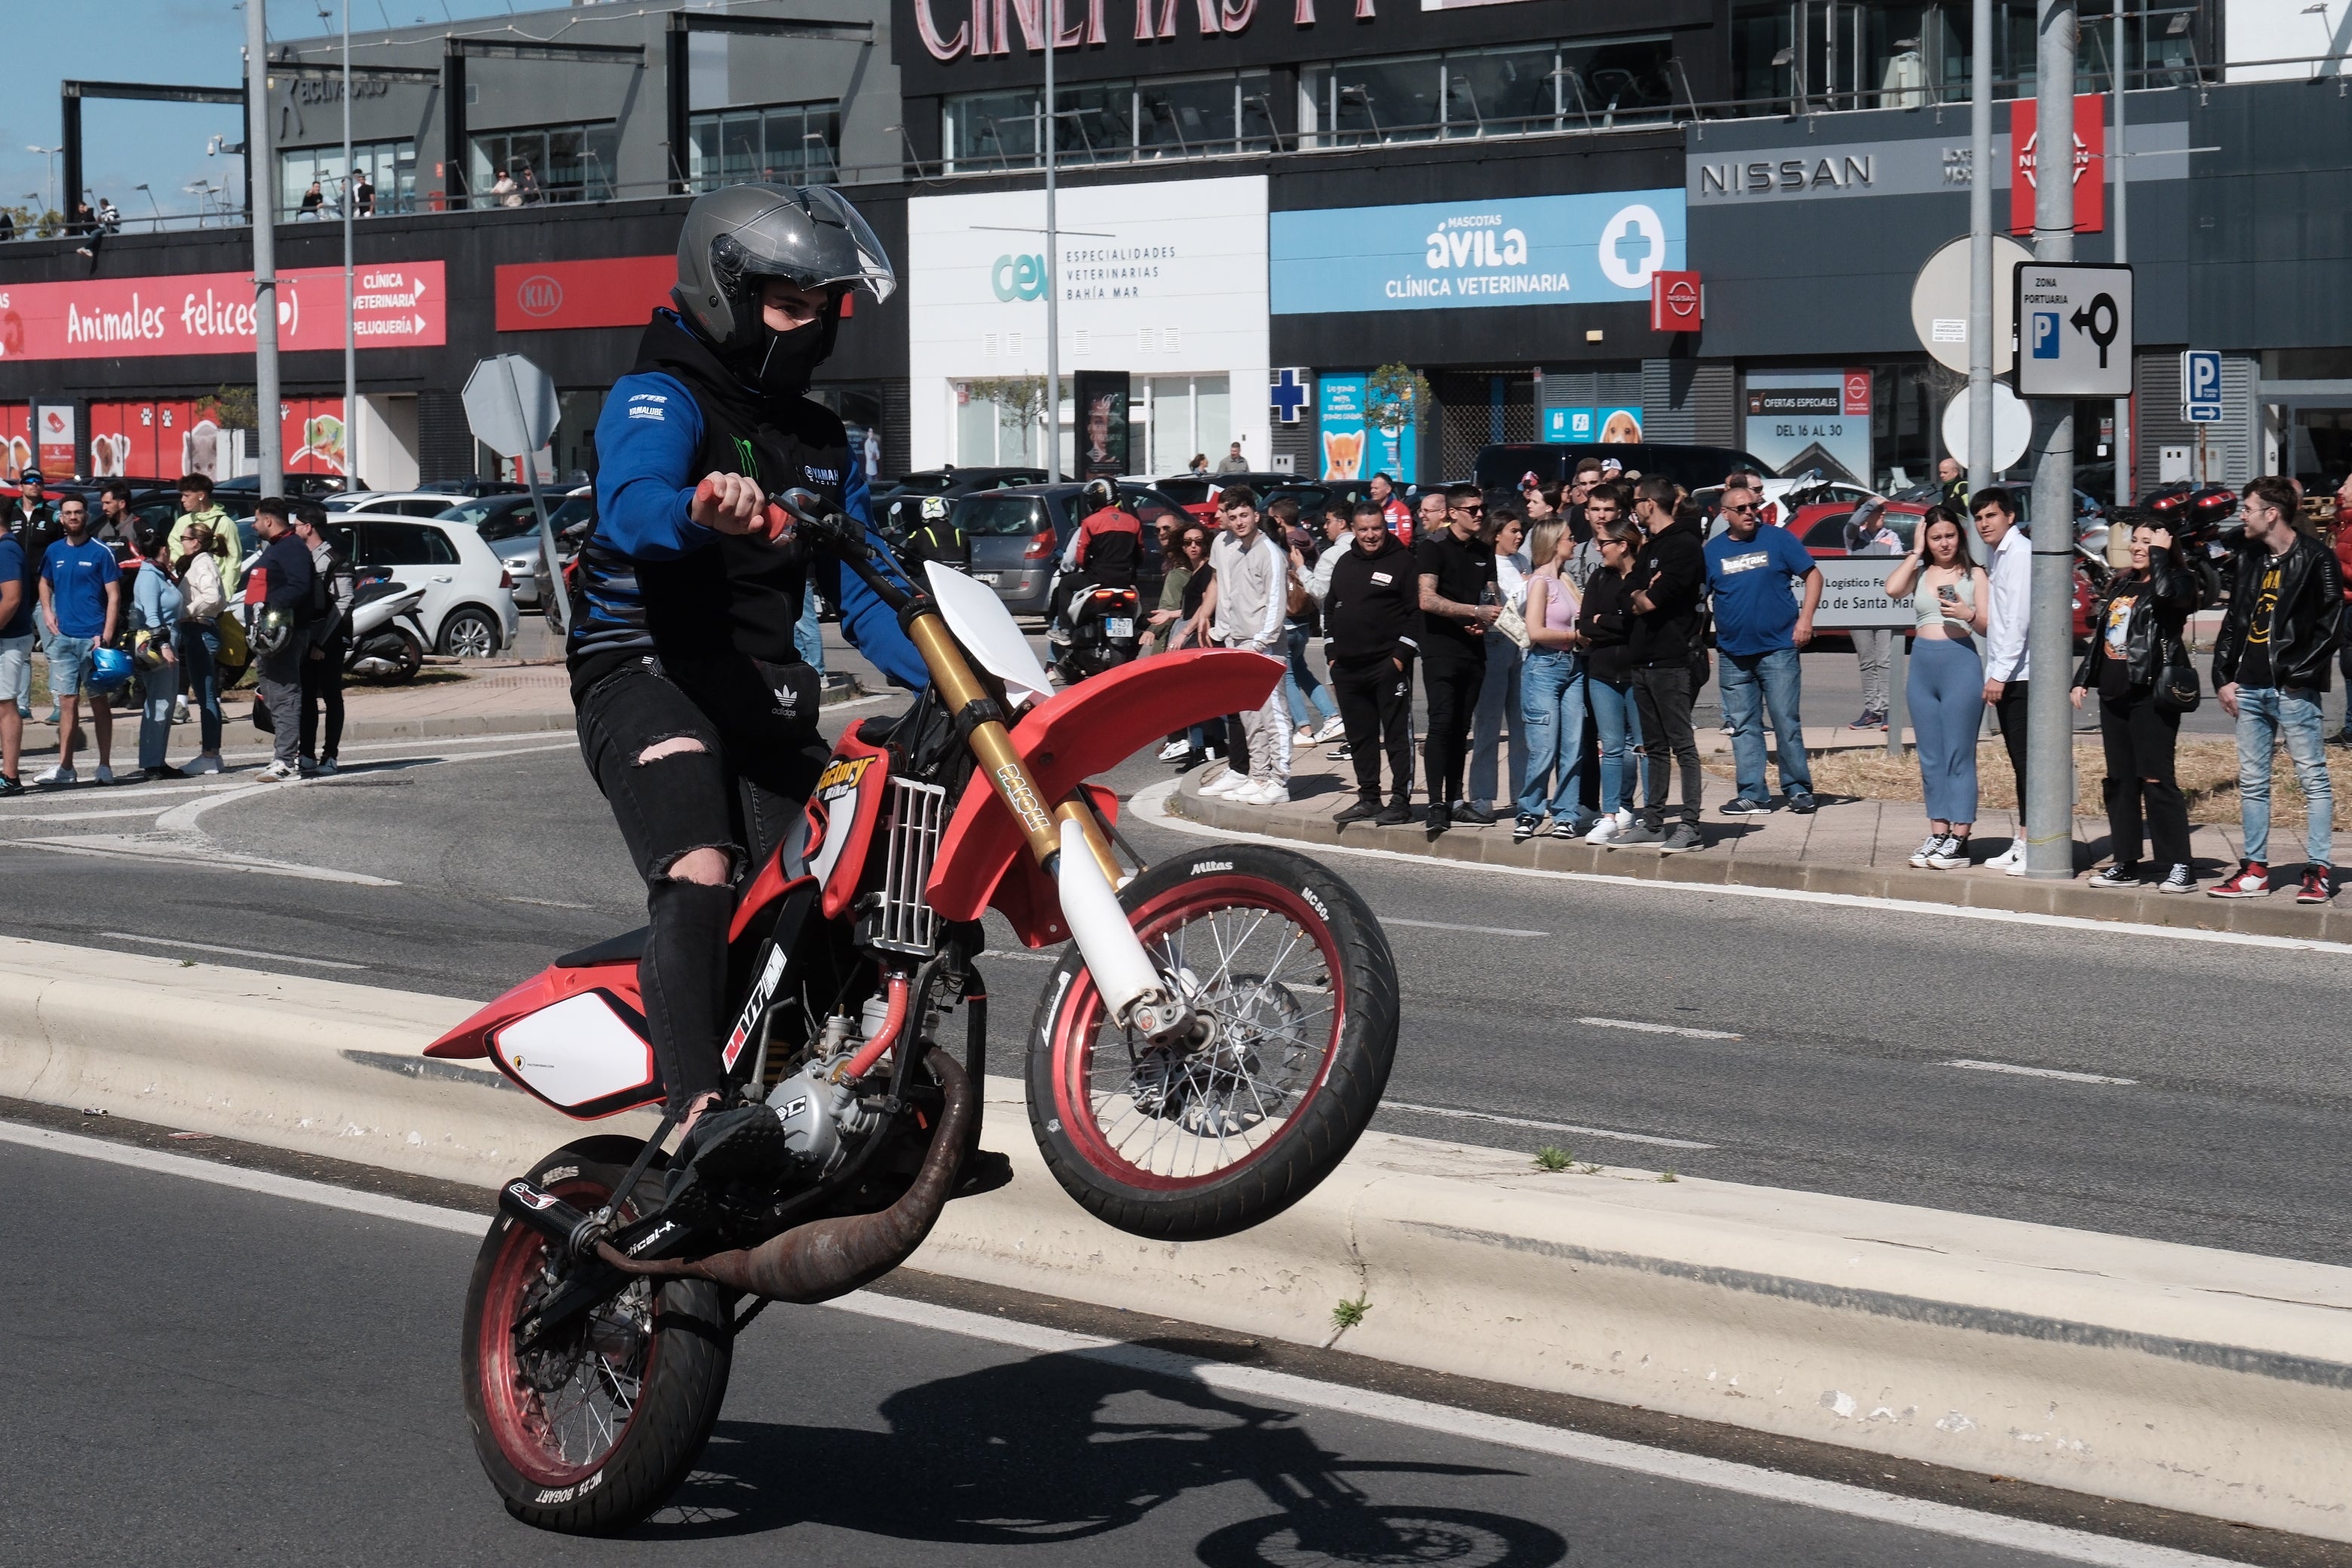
[555,926,648,968]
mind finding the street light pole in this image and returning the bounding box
[2023,0,2079,878]
[2111,1,2131,508]
[248,0,282,495]
[1042,4,1059,482]
[341,0,357,485]
[1967,0,1992,504]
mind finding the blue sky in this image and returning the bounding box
[0,1,525,225]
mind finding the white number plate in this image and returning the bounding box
[971,572,1000,585]
[1105,616,1135,639]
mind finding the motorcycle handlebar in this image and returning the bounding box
[690,478,917,614]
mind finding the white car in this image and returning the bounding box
[319,498,521,658]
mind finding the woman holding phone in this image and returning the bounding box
[1882,505,1989,869]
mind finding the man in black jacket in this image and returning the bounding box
[247,498,316,782]
[1416,483,1498,834]
[2209,475,2341,902]
[1322,502,1422,825]
[1624,479,1707,852]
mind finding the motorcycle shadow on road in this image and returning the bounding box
[639,1336,1570,1567]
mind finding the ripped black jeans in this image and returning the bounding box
[576,653,828,1111]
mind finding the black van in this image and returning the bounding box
[1475,443,1776,494]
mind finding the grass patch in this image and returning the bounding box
[1658,1168,1679,1184]
[1708,737,2350,828]
[1533,1145,1573,1171]
[1330,1295,1370,1332]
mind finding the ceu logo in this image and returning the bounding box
[1596,204,1666,291]
[991,254,1048,302]
[515,274,564,317]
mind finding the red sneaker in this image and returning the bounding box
[2207,862,2270,899]
[2298,867,2335,905]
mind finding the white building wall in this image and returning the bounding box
[2227,0,2352,81]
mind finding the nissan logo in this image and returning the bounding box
[1664,277,1698,320]
[516,275,563,317]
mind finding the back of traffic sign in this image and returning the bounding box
[463,354,559,459]
[1909,234,2033,375]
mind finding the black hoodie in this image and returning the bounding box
[1321,532,1423,664]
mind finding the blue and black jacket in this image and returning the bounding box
[566,309,926,700]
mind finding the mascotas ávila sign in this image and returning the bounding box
[1269,191,1685,315]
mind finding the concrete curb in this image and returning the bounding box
[1172,775,2352,944]
[3,935,2346,1541]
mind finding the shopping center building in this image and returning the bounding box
[0,0,2345,498]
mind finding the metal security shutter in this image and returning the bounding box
[416,389,473,484]
[2220,354,2259,488]
[1639,359,1734,444]
[2137,351,2258,492]
[1435,370,1538,477]
[882,378,911,482]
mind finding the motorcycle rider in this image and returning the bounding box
[567,184,927,1171]
[1047,477,1140,675]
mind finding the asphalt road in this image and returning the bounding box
[0,1130,2145,1567]
[5,684,2351,1270]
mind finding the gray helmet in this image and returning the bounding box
[673,185,896,366]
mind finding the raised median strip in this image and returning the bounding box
[3,933,2347,1543]
[1168,770,2352,943]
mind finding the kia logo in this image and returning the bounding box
[516,275,564,317]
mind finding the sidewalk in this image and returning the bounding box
[1171,748,2352,942]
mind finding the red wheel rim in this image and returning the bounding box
[1050,874,1346,1192]
[476,1175,656,1490]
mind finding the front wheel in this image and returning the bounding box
[461,1138,733,1534]
[1027,842,1397,1242]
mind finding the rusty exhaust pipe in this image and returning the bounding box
[598,1045,975,1304]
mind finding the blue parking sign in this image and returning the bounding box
[2181,350,2223,423]
[2031,312,2062,359]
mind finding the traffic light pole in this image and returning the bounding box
[247,0,281,495]
[2023,0,2078,879]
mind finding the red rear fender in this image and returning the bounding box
[926,648,1281,940]
[425,960,645,1060]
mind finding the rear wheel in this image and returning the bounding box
[461,1138,732,1534]
[439,605,501,659]
[1027,843,1396,1241]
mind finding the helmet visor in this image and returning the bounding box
[711,185,897,307]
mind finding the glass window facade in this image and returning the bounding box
[277,139,416,220]
[1299,35,1674,145]
[943,72,1279,173]
[467,122,619,207]
[686,102,841,191]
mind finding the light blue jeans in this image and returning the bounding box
[1469,637,1527,810]
[1586,673,1643,817]
[2234,685,2333,868]
[1515,648,1587,819]
[1718,646,1815,804]
[795,592,825,672]
[1282,621,1337,728]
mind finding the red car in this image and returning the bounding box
[1774,499,2097,645]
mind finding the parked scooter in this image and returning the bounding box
[346,577,429,684]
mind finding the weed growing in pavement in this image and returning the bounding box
[1580,1161,1603,1174]
[1331,1295,1370,1331]
[179,959,195,968]
[1533,1145,1573,1171]
[1658,1168,1679,1183]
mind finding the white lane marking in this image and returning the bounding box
[1130,779,2352,960]
[1383,1100,1715,1150]
[0,835,400,887]
[152,741,578,835]
[0,805,193,823]
[1579,1015,1744,1041]
[1946,1059,2139,1086]
[499,896,593,910]
[0,1117,2243,1568]
[153,784,271,834]
[97,932,369,971]
[1384,916,1549,938]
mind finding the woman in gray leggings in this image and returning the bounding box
[1882,507,1990,869]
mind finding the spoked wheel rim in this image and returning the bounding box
[1052,874,1345,1191]
[446,616,497,659]
[476,1177,655,1488]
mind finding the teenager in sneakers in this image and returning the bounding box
[1196,488,1292,806]
[127,525,186,781]
[1578,516,1644,843]
[1624,482,1707,852]
[2210,476,2341,902]
[1974,488,2032,873]
[167,471,244,592]
[1468,506,1530,820]
[1416,483,1499,833]
[1706,480,1821,816]
[1882,507,1988,869]
[34,496,121,786]
[1514,518,1587,841]
[2072,520,2198,893]
[1323,501,1421,825]
[0,514,28,794]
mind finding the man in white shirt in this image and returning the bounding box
[1194,487,1292,804]
[1974,488,2032,873]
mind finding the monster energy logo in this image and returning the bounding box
[732,436,759,479]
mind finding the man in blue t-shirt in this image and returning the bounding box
[35,495,121,786]
[0,519,31,793]
[1703,479,1822,815]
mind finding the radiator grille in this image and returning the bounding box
[874,776,947,956]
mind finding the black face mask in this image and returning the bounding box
[747,317,829,398]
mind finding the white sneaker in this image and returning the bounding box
[255,761,299,783]
[1313,715,1347,744]
[1926,836,1972,870]
[185,753,223,776]
[1907,834,1942,868]
[1201,768,1252,798]
[1236,778,1291,806]
[1985,841,2022,869]
[172,697,189,725]
[33,764,76,786]
[2005,855,2028,876]
[1292,725,1320,746]
[1157,739,1190,762]
[93,764,115,786]
[1585,810,1628,845]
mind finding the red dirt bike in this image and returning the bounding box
[425,496,1398,1534]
